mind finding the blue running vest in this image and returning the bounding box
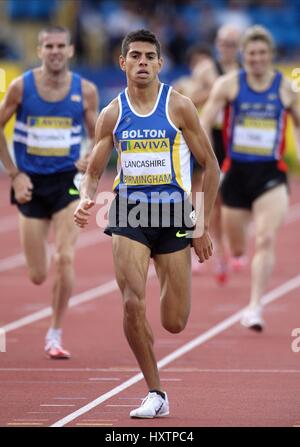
[224,69,287,163]
[13,70,85,174]
[113,83,193,202]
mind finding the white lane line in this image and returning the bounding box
[40,404,76,407]
[50,273,300,427]
[284,201,300,224]
[1,280,116,333]
[161,378,182,381]
[0,367,299,374]
[0,368,140,372]
[13,419,49,421]
[0,228,107,272]
[88,378,120,381]
[7,422,44,426]
[163,368,300,374]
[0,215,18,234]
[76,423,113,426]
[106,404,135,407]
[2,267,156,334]
[27,412,60,414]
[0,252,25,272]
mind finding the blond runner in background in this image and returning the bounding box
[202,25,300,330]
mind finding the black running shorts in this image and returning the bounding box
[11,169,80,219]
[212,128,226,169]
[104,194,195,257]
[221,160,288,210]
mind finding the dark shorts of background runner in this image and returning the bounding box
[10,169,80,219]
[193,127,225,172]
[221,160,288,210]
[104,194,195,257]
[212,127,226,168]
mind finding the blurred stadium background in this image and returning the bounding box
[0,0,299,171]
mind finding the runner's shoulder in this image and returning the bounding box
[279,73,297,107]
[95,98,119,136]
[81,78,98,99]
[212,70,239,101]
[192,59,216,81]
[215,70,239,88]
[6,75,23,102]
[169,87,194,112]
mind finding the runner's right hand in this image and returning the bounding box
[12,172,33,204]
[74,198,95,228]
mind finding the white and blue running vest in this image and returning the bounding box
[112,83,193,202]
[13,70,85,175]
[224,69,287,163]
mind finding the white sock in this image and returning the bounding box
[46,328,62,341]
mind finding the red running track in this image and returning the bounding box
[0,173,300,427]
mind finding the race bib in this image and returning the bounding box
[26,116,72,156]
[120,138,172,185]
[232,118,277,156]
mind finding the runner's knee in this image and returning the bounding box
[232,248,245,257]
[29,269,47,285]
[123,291,145,321]
[255,233,274,252]
[162,315,187,334]
[54,252,74,269]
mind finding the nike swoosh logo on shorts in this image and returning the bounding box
[68,188,80,196]
[176,231,188,238]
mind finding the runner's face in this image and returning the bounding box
[120,41,162,85]
[38,33,74,73]
[216,37,239,63]
[243,40,273,76]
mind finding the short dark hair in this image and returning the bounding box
[186,43,212,64]
[38,26,71,45]
[121,29,161,58]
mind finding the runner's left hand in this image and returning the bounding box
[75,154,90,172]
[192,231,213,263]
[74,198,95,228]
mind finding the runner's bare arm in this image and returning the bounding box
[190,61,217,108]
[172,93,220,227]
[83,79,99,142]
[284,79,300,162]
[170,91,220,262]
[0,77,23,177]
[76,80,99,172]
[201,74,236,140]
[0,77,33,203]
[74,99,118,227]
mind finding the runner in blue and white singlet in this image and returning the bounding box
[13,69,84,175]
[113,83,194,203]
[0,26,99,359]
[221,68,288,208]
[75,30,220,419]
[201,25,300,332]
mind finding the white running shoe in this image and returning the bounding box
[130,391,169,418]
[45,329,71,359]
[240,306,264,332]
